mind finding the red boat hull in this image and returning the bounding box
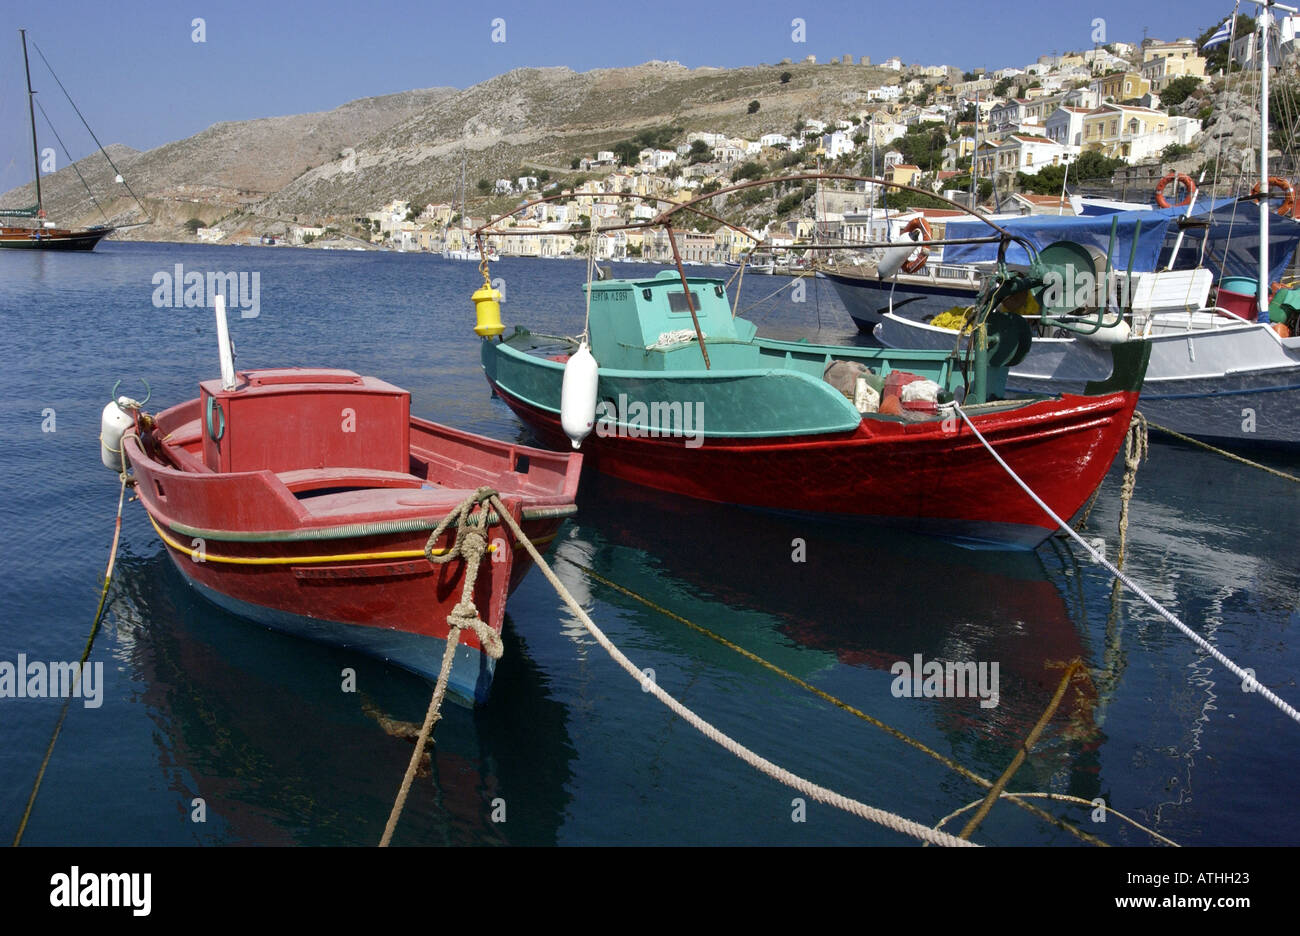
[123,374,581,703]
[490,382,1140,549]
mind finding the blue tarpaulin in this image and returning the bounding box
[1165,201,1300,285]
[941,198,1239,273]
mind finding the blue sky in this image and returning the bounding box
[1,0,1239,193]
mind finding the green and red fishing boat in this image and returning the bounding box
[475,180,1151,550]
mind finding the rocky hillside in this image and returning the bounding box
[1,60,891,240]
[0,87,454,239]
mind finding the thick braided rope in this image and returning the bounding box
[488,495,976,847]
[379,626,462,846]
[380,490,507,845]
[1116,412,1148,568]
[955,404,1300,727]
[424,487,502,659]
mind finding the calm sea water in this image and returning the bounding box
[1,241,1297,846]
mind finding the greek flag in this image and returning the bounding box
[1202,17,1233,49]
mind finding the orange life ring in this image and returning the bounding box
[1251,176,1296,216]
[899,216,932,275]
[1154,172,1195,209]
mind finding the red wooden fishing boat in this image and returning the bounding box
[111,365,581,704]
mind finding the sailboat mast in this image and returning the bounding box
[1257,1,1299,319]
[1261,8,1271,319]
[972,92,979,211]
[20,29,42,216]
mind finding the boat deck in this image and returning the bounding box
[153,414,570,524]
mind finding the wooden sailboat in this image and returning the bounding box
[1,29,145,250]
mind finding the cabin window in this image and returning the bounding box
[667,290,703,314]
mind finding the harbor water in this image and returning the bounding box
[1,241,1297,845]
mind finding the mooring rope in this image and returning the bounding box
[934,792,1180,847]
[1146,420,1300,484]
[955,404,1300,727]
[13,474,127,847]
[736,274,803,317]
[559,555,1107,846]
[492,497,975,846]
[956,660,1082,841]
[1115,413,1148,568]
[1073,486,1103,531]
[379,488,500,847]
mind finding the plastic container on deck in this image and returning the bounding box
[1215,288,1257,320]
[1220,276,1259,296]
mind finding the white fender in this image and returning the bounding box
[560,342,599,449]
[100,398,134,471]
[1079,316,1132,345]
[876,243,916,280]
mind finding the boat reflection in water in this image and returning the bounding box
[108,549,576,846]
[554,473,1111,809]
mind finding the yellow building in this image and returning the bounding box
[715,226,758,262]
[1140,46,1206,92]
[1081,104,1169,159]
[1092,71,1150,102]
[885,163,922,187]
[1142,40,1203,66]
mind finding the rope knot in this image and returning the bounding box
[423,487,504,661]
[423,487,497,565]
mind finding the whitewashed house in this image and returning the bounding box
[988,98,1031,132]
[991,134,1073,176]
[820,131,856,159]
[1044,106,1091,147]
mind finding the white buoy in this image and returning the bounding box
[100,398,134,471]
[214,294,237,390]
[560,342,599,449]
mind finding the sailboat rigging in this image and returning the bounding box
[1,29,149,250]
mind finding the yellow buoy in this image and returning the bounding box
[472,282,504,337]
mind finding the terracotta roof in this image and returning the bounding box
[892,163,921,170]
[1006,135,1057,144]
